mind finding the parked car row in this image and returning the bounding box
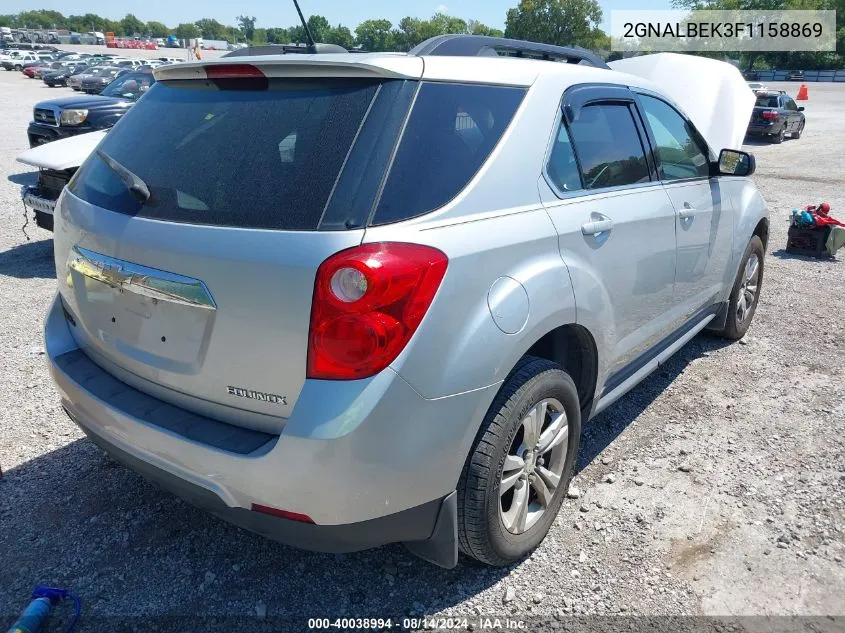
[2,47,176,84]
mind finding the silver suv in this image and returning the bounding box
[46,36,768,568]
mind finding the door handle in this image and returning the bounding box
[581,218,614,236]
[678,206,697,220]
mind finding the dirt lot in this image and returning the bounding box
[0,64,843,631]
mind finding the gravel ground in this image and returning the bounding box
[0,67,843,632]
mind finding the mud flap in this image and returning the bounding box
[403,491,458,568]
[705,301,729,332]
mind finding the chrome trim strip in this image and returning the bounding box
[67,246,216,310]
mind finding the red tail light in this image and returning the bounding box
[307,243,448,380]
[761,110,779,119]
[251,504,314,523]
[205,64,265,79]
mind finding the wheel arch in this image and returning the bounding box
[510,322,599,420]
[725,179,769,293]
[753,216,769,249]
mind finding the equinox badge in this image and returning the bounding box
[227,386,287,406]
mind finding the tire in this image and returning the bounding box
[457,356,582,566]
[792,122,804,139]
[13,64,22,71]
[714,236,764,340]
[772,126,785,144]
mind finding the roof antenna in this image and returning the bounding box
[292,0,316,48]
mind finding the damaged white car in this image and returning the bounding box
[16,130,106,231]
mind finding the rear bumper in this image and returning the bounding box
[71,410,455,561]
[21,185,57,216]
[746,121,782,135]
[45,294,494,564]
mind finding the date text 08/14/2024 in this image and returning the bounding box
[307,617,527,630]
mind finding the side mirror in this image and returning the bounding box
[798,106,805,111]
[718,149,756,177]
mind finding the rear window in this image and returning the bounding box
[371,82,525,225]
[755,96,779,108]
[101,71,155,100]
[69,78,380,230]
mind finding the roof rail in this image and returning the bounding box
[409,34,610,70]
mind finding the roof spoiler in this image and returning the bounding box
[222,43,349,57]
[409,34,610,69]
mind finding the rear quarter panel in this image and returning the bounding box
[369,209,576,400]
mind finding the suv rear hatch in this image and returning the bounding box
[55,60,421,434]
[751,94,780,124]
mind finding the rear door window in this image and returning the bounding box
[371,82,525,225]
[568,104,650,190]
[69,78,380,230]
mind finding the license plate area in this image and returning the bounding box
[67,247,216,374]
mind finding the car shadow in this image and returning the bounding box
[7,172,36,186]
[577,332,733,470]
[0,441,510,629]
[0,239,56,279]
[742,137,771,147]
[770,248,838,263]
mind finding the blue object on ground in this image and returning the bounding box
[6,587,81,633]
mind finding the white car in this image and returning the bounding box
[1,51,40,70]
[748,82,769,94]
[113,58,145,69]
[16,131,106,231]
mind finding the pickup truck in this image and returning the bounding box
[27,69,155,147]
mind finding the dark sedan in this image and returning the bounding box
[746,91,805,144]
[80,66,127,94]
[43,63,91,87]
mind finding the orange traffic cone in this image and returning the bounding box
[797,84,808,100]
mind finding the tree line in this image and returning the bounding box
[669,0,845,70]
[0,9,509,49]
[1,0,842,68]
[0,1,611,51]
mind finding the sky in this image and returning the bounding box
[6,0,675,32]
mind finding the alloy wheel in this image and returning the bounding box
[736,252,760,325]
[499,398,569,535]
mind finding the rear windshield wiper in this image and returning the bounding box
[96,149,150,203]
